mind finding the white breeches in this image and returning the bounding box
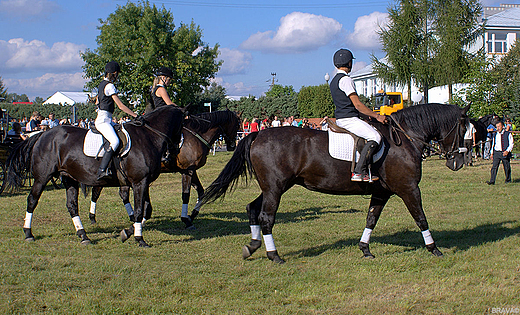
[336,117,381,144]
[95,110,119,151]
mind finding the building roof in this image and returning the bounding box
[350,57,389,80]
[485,7,520,28]
[43,92,91,105]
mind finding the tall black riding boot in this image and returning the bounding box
[353,141,379,181]
[97,147,115,181]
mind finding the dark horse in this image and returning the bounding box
[6,106,184,247]
[199,104,469,263]
[87,110,241,230]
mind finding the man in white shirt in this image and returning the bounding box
[271,116,281,127]
[487,120,514,185]
[463,121,476,166]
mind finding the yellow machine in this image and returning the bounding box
[373,91,404,115]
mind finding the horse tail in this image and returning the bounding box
[200,132,259,205]
[5,132,44,190]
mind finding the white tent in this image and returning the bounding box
[43,92,91,105]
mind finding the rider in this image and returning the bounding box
[330,49,387,182]
[96,61,138,180]
[151,66,178,108]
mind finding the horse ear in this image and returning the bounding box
[462,104,470,115]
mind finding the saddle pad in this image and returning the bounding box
[328,129,385,163]
[83,126,131,158]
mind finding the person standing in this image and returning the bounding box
[484,121,497,160]
[271,116,281,127]
[486,120,513,185]
[463,121,476,166]
[95,61,138,180]
[250,118,259,133]
[47,113,60,128]
[329,48,387,182]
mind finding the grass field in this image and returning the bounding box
[0,153,519,314]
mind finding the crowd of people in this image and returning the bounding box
[241,115,330,135]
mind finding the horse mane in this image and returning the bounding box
[391,103,462,139]
[184,110,237,133]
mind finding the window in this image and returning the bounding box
[487,32,508,54]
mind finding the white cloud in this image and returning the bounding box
[4,72,86,99]
[0,38,86,73]
[217,48,252,75]
[347,12,389,50]
[240,12,343,53]
[0,0,60,19]
[211,77,257,97]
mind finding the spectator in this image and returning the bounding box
[242,118,250,133]
[464,121,476,166]
[271,116,281,127]
[319,116,329,131]
[290,116,298,127]
[484,120,497,160]
[47,113,60,128]
[7,122,27,141]
[40,120,50,131]
[26,111,40,132]
[282,117,290,126]
[505,118,513,132]
[250,118,259,133]
[486,120,513,185]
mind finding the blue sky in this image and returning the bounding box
[0,0,511,101]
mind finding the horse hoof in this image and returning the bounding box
[266,250,285,264]
[185,225,197,231]
[426,244,444,257]
[181,217,193,229]
[358,242,375,259]
[121,229,130,243]
[135,236,150,248]
[363,254,375,259]
[24,237,35,242]
[81,239,91,245]
[242,246,252,259]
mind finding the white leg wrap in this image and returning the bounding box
[250,225,261,240]
[422,229,434,245]
[263,234,276,252]
[360,228,373,244]
[134,222,142,237]
[124,203,133,216]
[72,216,84,231]
[90,201,96,215]
[181,204,189,218]
[24,212,33,229]
[141,218,147,227]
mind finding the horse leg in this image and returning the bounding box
[401,187,443,257]
[89,186,102,224]
[120,187,151,243]
[131,179,150,247]
[62,177,90,245]
[180,172,194,228]
[358,192,391,259]
[23,179,48,241]
[189,171,205,223]
[119,186,134,222]
[258,192,284,264]
[242,194,263,259]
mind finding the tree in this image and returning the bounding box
[0,76,7,101]
[81,1,221,112]
[372,0,424,106]
[298,84,334,118]
[264,84,296,98]
[432,0,482,100]
[491,41,520,122]
[192,81,227,113]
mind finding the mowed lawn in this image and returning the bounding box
[0,152,518,314]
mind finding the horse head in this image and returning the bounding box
[442,104,470,171]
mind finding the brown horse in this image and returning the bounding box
[87,110,241,233]
[200,104,469,263]
[6,106,184,247]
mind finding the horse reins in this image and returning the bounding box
[387,115,464,157]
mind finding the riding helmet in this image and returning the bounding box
[105,61,121,73]
[333,49,355,68]
[156,66,174,78]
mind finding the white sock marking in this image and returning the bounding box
[72,216,84,231]
[422,229,434,245]
[263,234,276,252]
[360,228,373,244]
[134,222,142,237]
[90,201,96,215]
[24,212,33,229]
[250,225,261,240]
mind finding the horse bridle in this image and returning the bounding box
[388,115,467,158]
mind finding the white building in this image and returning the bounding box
[351,4,520,103]
[43,92,91,105]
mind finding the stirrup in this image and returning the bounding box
[97,169,112,181]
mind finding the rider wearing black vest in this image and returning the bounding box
[95,61,138,181]
[330,49,387,182]
[151,66,177,109]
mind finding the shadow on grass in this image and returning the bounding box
[283,221,520,259]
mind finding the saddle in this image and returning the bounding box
[326,118,385,172]
[83,124,131,158]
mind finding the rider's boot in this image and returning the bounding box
[351,141,379,182]
[97,147,115,181]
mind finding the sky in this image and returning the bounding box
[0,0,513,101]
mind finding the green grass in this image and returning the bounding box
[1,153,519,314]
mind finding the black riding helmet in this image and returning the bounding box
[105,61,121,74]
[156,66,174,78]
[333,49,355,68]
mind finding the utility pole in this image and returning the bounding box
[267,72,278,91]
